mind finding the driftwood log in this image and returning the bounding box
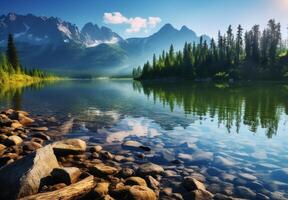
[20,176,96,200]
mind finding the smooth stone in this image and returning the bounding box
[4,135,23,146]
[235,186,256,199]
[23,141,43,151]
[191,151,213,162]
[177,153,193,162]
[51,167,81,185]
[90,145,102,153]
[0,145,59,199]
[139,146,151,151]
[137,163,164,176]
[94,182,110,198]
[119,167,135,178]
[213,193,234,200]
[89,163,119,177]
[182,177,206,191]
[171,159,183,165]
[122,141,143,148]
[18,115,34,126]
[30,127,48,132]
[125,176,147,186]
[0,144,6,151]
[126,185,157,200]
[213,156,235,168]
[239,173,257,181]
[183,189,213,200]
[11,121,23,129]
[52,139,87,155]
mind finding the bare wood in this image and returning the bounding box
[20,176,96,200]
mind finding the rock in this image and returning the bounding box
[4,135,23,146]
[90,145,102,153]
[0,156,14,167]
[178,153,193,162]
[139,146,151,151]
[122,140,142,148]
[0,114,12,127]
[235,186,256,199]
[0,134,8,141]
[0,144,6,151]
[89,163,119,177]
[238,173,257,181]
[30,127,48,132]
[51,167,81,185]
[94,182,110,198]
[126,185,157,200]
[256,193,270,200]
[183,189,213,200]
[23,141,43,151]
[271,168,288,182]
[100,151,114,160]
[182,177,206,191]
[52,139,87,155]
[31,137,44,145]
[11,121,23,129]
[171,159,183,165]
[46,183,67,191]
[119,167,135,178]
[18,114,34,126]
[0,145,59,199]
[213,156,235,168]
[100,195,115,200]
[137,163,164,176]
[146,176,159,190]
[164,170,178,177]
[125,177,147,186]
[32,132,51,140]
[191,151,213,162]
[213,193,234,200]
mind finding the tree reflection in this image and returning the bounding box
[133,81,288,138]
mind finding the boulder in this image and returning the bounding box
[23,141,43,151]
[125,177,147,187]
[126,185,157,200]
[0,145,59,199]
[119,167,135,178]
[89,163,119,177]
[51,167,81,185]
[52,139,87,155]
[182,177,206,191]
[137,163,164,176]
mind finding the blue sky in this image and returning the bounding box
[1,0,288,39]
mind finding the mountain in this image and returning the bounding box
[0,13,210,76]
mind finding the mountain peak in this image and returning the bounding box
[161,23,177,31]
[180,25,190,32]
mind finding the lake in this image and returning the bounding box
[0,80,288,199]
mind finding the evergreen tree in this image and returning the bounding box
[6,34,20,73]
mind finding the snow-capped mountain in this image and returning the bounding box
[0,13,123,47]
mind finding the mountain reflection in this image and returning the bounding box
[133,81,288,138]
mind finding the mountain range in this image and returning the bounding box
[0,13,210,76]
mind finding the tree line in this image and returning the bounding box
[133,19,288,81]
[0,34,55,84]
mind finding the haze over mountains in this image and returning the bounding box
[0,13,210,76]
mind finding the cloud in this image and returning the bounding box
[103,12,161,33]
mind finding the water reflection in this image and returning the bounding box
[133,81,288,138]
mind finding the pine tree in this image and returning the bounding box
[6,34,20,73]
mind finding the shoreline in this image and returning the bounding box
[0,108,216,200]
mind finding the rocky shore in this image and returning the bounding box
[0,108,218,200]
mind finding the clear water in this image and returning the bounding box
[1,80,288,198]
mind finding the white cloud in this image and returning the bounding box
[103,12,161,34]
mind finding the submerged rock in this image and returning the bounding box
[271,168,288,182]
[183,189,213,200]
[51,167,81,185]
[126,185,157,200]
[213,156,235,168]
[52,139,87,155]
[137,163,164,176]
[182,177,206,191]
[0,145,59,199]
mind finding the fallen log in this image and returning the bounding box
[20,176,96,200]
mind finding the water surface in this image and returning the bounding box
[0,80,288,198]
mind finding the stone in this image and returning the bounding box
[23,141,43,151]
[4,135,23,146]
[32,132,51,140]
[256,193,270,200]
[119,167,135,178]
[90,145,102,153]
[235,186,256,199]
[51,167,81,185]
[126,185,157,200]
[182,177,206,191]
[30,127,48,132]
[89,163,119,177]
[139,146,151,151]
[191,151,213,162]
[177,153,193,162]
[0,145,59,199]
[183,189,213,200]
[238,173,257,181]
[122,140,143,148]
[94,182,110,198]
[52,139,87,155]
[0,144,6,151]
[171,159,183,165]
[125,177,147,187]
[146,175,159,190]
[18,114,34,126]
[137,163,164,176]
[0,114,12,127]
[213,156,235,168]
[11,121,23,129]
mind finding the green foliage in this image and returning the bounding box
[133,19,286,81]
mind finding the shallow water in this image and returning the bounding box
[1,80,288,198]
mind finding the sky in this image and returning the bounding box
[1,0,288,39]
